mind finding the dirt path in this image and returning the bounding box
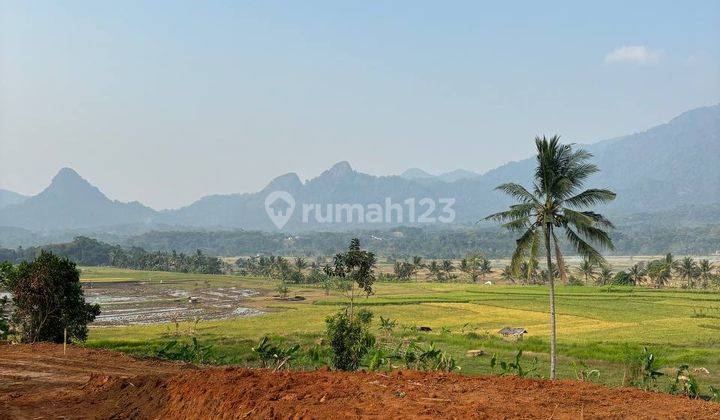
[1,343,718,419]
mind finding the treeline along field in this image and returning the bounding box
[0,236,223,274]
[1,222,719,263]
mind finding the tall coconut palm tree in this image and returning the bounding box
[627,263,646,286]
[486,136,616,379]
[677,257,698,288]
[577,259,597,284]
[597,265,613,286]
[697,259,714,289]
[647,253,678,288]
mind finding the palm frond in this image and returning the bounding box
[494,183,539,204]
[579,211,615,229]
[485,203,535,223]
[575,225,615,251]
[565,227,606,266]
[510,226,539,275]
[561,208,596,228]
[502,217,532,231]
[563,189,616,208]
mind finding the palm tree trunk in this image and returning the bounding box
[544,223,557,380]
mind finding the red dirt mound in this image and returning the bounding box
[2,343,719,419]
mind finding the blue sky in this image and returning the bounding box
[1,1,718,209]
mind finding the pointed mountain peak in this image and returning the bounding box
[318,161,355,180]
[43,167,106,200]
[327,161,353,175]
[52,167,84,183]
[263,172,302,192]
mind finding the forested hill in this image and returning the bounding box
[0,236,223,274]
[2,222,717,265]
[0,104,717,232]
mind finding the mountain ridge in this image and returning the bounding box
[1,104,717,231]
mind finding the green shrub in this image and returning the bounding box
[155,337,219,364]
[0,296,10,340]
[325,309,375,371]
[490,350,538,377]
[251,336,300,370]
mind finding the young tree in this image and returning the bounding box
[459,253,489,282]
[328,238,376,317]
[294,257,307,272]
[324,239,377,371]
[486,136,616,379]
[9,251,100,343]
[393,261,416,281]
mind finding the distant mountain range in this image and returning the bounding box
[0,104,718,233]
[400,168,480,183]
[0,168,155,230]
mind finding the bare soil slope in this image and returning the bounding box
[1,343,718,419]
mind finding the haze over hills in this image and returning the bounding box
[0,168,155,230]
[0,104,718,233]
[0,189,27,210]
[400,168,480,183]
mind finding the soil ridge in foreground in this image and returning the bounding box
[1,344,718,419]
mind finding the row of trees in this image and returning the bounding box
[11,219,714,260]
[0,237,224,275]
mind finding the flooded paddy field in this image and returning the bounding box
[80,268,272,326]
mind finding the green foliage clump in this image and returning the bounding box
[611,271,634,286]
[668,365,699,398]
[155,337,220,364]
[490,350,538,377]
[0,296,10,340]
[251,336,300,370]
[627,347,664,390]
[325,308,375,371]
[9,251,100,343]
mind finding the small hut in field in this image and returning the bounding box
[498,327,527,341]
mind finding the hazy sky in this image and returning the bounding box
[1,1,719,209]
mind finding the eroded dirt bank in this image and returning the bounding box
[1,343,718,419]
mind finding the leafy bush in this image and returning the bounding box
[402,342,459,372]
[490,350,538,377]
[276,282,289,298]
[251,336,300,370]
[709,386,720,402]
[155,337,219,364]
[627,347,664,390]
[325,309,375,371]
[378,316,397,335]
[566,276,585,286]
[572,361,600,381]
[0,296,10,340]
[612,271,634,286]
[668,365,699,398]
[9,251,100,343]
